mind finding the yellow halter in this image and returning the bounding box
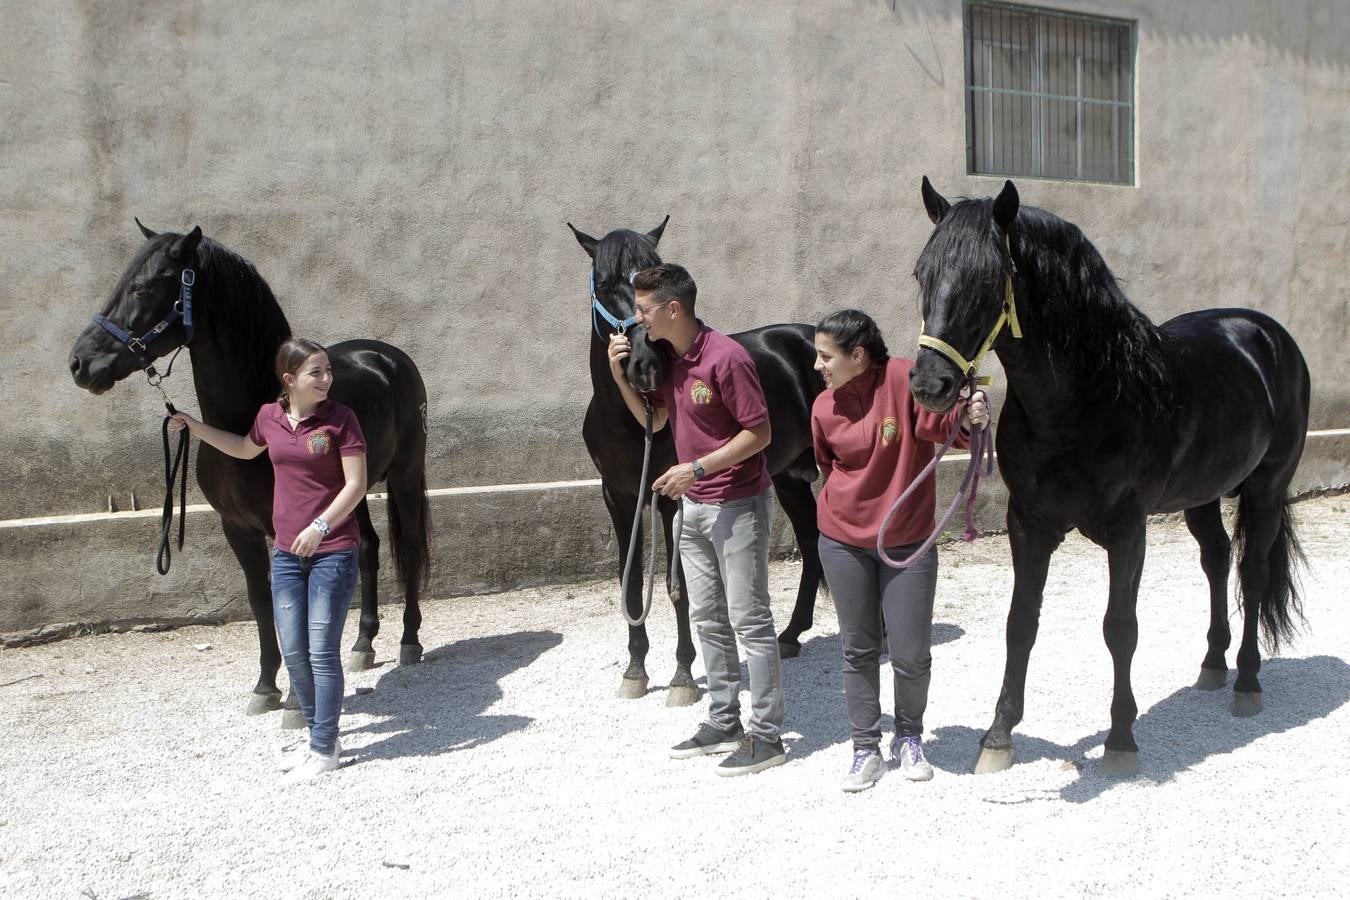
[916,235,1023,385]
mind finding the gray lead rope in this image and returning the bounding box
[618,400,683,627]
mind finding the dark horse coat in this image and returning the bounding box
[568,219,824,702]
[70,224,432,715]
[910,178,1310,774]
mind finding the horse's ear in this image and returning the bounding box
[921,176,950,225]
[992,180,1020,229]
[170,226,203,261]
[647,214,670,245]
[135,217,158,239]
[567,222,598,259]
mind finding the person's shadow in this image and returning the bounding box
[339,629,563,765]
[924,654,1350,803]
[778,621,967,763]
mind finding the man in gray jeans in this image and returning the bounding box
[606,262,786,776]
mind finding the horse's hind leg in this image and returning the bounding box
[1230,487,1287,717]
[1185,500,1231,690]
[660,495,699,707]
[223,523,284,716]
[346,500,380,672]
[977,502,1062,774]
[770,472,822,658]
[386,473,429,666]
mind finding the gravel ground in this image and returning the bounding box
[1,493,1347,899]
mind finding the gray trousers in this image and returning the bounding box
[818,534,938,747]
[680,489,784,742]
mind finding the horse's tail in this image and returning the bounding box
[387,472,432,591]
[1233,494,1306,653]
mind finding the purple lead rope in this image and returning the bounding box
[877,385,996,569]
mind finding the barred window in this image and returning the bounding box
[965,2,1135,184]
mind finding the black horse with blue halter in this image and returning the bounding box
[590,269,638,338]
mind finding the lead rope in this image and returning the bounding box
[156,399,191,575]
[876,377,995,569]
[618,399,683,626]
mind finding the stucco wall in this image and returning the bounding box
[2,1,1347,636]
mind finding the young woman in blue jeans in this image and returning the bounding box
[171,339,367,784]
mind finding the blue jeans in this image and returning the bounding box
[271,547,358,755]
[679,489,784,742]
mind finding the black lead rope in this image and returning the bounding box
[156,401,190,575]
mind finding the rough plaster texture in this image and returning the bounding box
[1,1,1347,631]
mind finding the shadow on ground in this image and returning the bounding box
[926,654,1350,802]
[340,629,563,765]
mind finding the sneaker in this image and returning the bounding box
[670,722,745,759]
[716,735,787,777]
[891,735,934,782]
[279,736,341,773]
[279,745,341,784]
[840,747,884,793]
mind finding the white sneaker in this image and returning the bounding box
[279,743,341,784]
[278,735,341,772]
[891,735,934,782]
[840,748,884,793]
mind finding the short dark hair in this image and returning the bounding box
[816,309,889,363]
[633,263,696,313]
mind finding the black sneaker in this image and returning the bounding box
[670,722,745,759]
[715,735,787,777]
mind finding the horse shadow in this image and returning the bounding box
[339,629,563,765]
[926,655,1350,803]
[774,621,967,763]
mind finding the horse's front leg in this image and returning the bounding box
[605,484,650,699]
[660,494,699,707]
[976,503,1062,773]
[221,522,283,716]
[1100,520,1147,775]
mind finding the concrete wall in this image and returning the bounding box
[2,1,1347,637]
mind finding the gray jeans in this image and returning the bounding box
[818,534,938,747]
[680,489,783,742]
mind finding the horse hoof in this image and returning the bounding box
[347,650,377,672]
[666,685,701,707]
[398,644,423,666]
[1194,667,1227,691]
[244,692,282,716]
[778,641,801,660]
[280,708,306,730]
[974,746,1014,774]
[617,677,649,700]
[1232,691,1264,717]
[1101,750,1139,776]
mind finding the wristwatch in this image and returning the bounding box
[311,517,331,537]
[691,459,706,480]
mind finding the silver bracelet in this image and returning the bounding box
[311,517,331,536]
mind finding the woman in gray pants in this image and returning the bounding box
[810,310,988,792]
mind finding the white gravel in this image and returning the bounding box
[1,493,1347,898]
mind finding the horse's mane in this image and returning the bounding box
[192,236,292,368]
[922,199,1172,412]
[596,230,662,283]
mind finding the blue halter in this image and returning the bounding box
[93,267,196,371]
[590,270,638,339]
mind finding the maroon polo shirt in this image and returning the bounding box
[651,323,772,503]
[248,399,367,551]
[812,358,967,549]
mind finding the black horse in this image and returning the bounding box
[69,223,432,720]
[910,178,1310,774]
[568,218,825,704]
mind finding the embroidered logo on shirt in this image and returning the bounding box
[307,429,333,455]
[690,379,713,405]
[879,417,899,447]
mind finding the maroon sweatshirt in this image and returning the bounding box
[811,358,968,550]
